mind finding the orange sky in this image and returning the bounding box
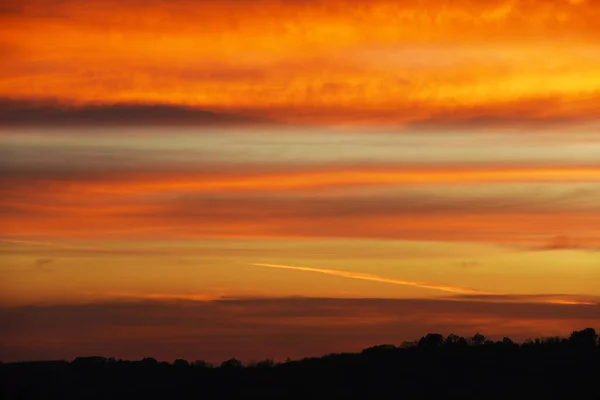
[1,0,599,363]
[2,0,600,125]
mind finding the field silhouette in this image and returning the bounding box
[1,328,598,399]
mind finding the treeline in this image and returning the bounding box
[1,328,599,399]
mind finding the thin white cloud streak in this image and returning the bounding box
[252,263,598,305]
[251,262,491,295]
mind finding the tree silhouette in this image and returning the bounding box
[443,333,468,347]
[192,360,211,368]
[221,358,242,368]
[71,356,107,366]
[569,328,598,347]
[470,333,486,346]
[362,344,396,354]
[400,340,418,348]
[141,357,158,365]
[255,359,275,369]
[173,359,190,368]
[1,328,599,400]
[418,333,444,348]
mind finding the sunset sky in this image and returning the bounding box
[1,0,599,363]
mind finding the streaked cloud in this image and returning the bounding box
[528,236,600,252]
[78,291,218,302]
[450,294,599,306]
[1,0,599,126]
[3,165,600,196]
[0,99,268,127]
[2,180,599,245]
[0,239,110,252]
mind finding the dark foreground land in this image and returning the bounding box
[1,328,599,400]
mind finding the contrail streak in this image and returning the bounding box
[251,263,491,295]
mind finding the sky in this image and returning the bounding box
[1,0,599,363]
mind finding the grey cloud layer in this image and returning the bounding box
[1,297,598,363]
[0,99,268,127]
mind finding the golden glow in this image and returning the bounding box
[1,0,599,124]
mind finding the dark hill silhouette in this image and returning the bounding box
[1,328,598,400]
